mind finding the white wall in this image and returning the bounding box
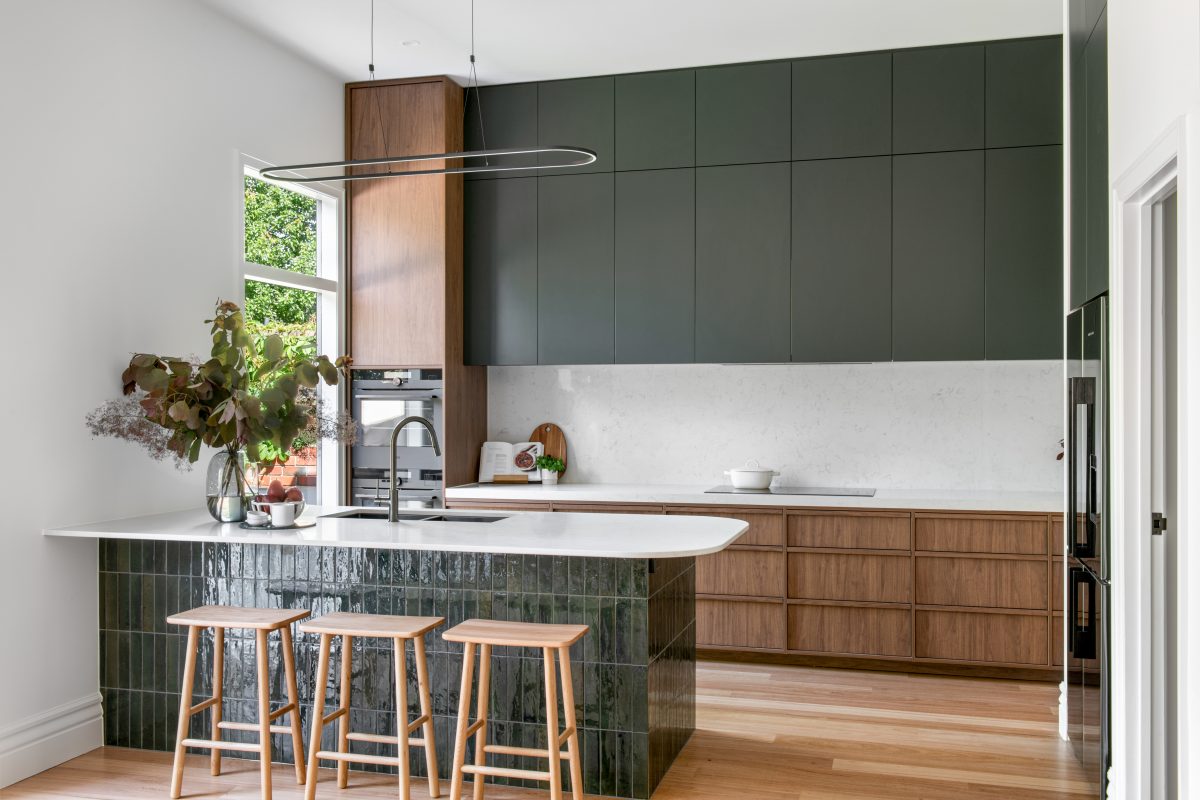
[489,362,1063,492]
[0,0,342,786]
[1106,1,1200,797]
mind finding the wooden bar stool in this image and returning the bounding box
[166,605,311,800]
[443,620,589,800]
[300,612,445,800]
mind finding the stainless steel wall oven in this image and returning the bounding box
[350,369,443,509]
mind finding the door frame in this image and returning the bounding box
[1109,115,1195,800]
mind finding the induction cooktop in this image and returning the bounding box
[705,485,877,497]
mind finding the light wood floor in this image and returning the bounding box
[4,661,1088,799]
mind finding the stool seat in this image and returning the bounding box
[167,605,311,630]
[442,619,588,648]
[300,611,444,639]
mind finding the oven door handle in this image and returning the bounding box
[354,391,440,401]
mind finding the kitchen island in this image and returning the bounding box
[47,507,746,799]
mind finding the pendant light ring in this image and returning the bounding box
[260,145,597,184]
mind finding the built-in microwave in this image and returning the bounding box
[349,369,443,508]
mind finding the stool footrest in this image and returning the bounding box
[483,743,570,759]
[188,697,219,716]
[558,725,576,746]
[461,763,552,781]
[408,713,430,734]
[267,702,295,722]
[316,750,401,768]
[321,707,348,726]
[465,718,486,737]
[181,738,261,754]
[346,731,431,748]
[217,720,292,736]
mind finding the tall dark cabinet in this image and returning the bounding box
[1070,0,1109,308]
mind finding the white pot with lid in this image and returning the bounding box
[723,460,779,490]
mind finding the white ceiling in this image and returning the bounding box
[200,0,1063,85]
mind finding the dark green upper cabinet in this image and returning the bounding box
[892,150,985,361]
[537,173,615,364]
[538,77,614,174]
[986,38,1063,148]
[792,53,891,159]
[615,70,696,171]
[465,178,538,365]
[792,157,891,362]
[893,45,985,153]
[696,62,790,166]
[615,170,695,363]
[1084,9,1108,302]
[985,146,1064,360]
[695,163,791,362]
[464,83,538,179]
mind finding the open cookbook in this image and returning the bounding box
[478,441,545,483]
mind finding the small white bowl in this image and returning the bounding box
[245,510,270,527]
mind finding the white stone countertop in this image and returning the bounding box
[446,483,1063,514]
[43,505,748,559]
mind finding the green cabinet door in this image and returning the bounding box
[696,163,791,362]
[892,151,985,361]
[696,62,791,166]
[1069,38,1087,309]
[538,76,614,174]
[893,45,985,153]
[615,170,695,363]
[464,83,538,179]
[537,173,615,364]
[985,146,1064,360]
[615,70,696,171]
[464,178,538,365]
[986,38,1063,148]
[792,157,891,362]
[792,53,891,159]
[1084,9,1108,301]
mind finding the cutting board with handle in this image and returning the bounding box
[529,422,568,476]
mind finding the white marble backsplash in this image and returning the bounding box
[487,361,1064,493]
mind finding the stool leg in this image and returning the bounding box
[414,635,441,798]
[543,647,562,800]
[304,633,333,800]
[170,625,200,799]
[211,627,225,777]
[394,637,411,800]
[256,628,274,800]
[557,647,583,800]
[337,634,353,789]
[449,642,476,800]
[472,644,492,800]
[281,625,306,785]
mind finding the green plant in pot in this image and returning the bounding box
[86,300,352,522]
[536,454,565,485]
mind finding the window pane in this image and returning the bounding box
[244,175,318,275]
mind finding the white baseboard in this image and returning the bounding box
[0,692,103,788]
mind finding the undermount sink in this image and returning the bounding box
[320,509,505,523]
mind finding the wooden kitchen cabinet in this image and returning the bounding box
[696,548,786,598]
[914,514,1048,555]
[916,610,1049,666]
[915,556,1048,610]
[788,603,912,658]
[698,599,786,650]
[788,552,911,603]
[788,511,909,551]
[668,508,785,547]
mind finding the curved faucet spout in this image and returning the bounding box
[389,416,441,522]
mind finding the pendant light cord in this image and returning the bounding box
[464,0,489,164]
[366,0,394,173]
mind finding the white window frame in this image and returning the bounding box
[238,153,346,505]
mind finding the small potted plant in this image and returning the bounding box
[536,455,565,485]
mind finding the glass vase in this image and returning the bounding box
[206,448,255,523]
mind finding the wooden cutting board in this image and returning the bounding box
[529,422,568,476]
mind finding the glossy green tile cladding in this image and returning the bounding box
[98,540,696,799]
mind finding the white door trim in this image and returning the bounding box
[1108,114,1192,800]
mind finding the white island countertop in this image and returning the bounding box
[44,505,748,559]
[447,483,1063,514]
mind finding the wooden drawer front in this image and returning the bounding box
[788,512,910,550]
[788,552,911,603]
[915,557,1047,610]
[696,549,785,597]
[552,503,664,514]
[788,604,912,657]
[698,599,785,649]
[670,509,784,547]
[914,515,1048,555]
[446,501,551,512]
[916,610,1048,665]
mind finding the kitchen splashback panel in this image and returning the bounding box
[488,361,1062,492]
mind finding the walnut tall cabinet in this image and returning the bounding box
[345,75,487,488]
